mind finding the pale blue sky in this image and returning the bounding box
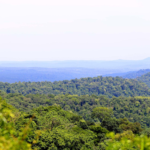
[0,0,150,61]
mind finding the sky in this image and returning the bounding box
[0,0,150,61]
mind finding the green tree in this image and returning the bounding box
[91,107,113,122]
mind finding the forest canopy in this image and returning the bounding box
[1,91,150,128]
[1,96,149,150]
[137,72,150,88]
[0,76,150,98]
[1,75,150,149]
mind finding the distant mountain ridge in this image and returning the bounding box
[0,67,150,83]
[0,58,150,71]
[104,69,150,88]
[122,69,150,79]
[105,69,150,79]
[0,67,122,83]
[0,58,150,83]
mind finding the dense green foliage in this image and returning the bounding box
[1,91,150,128]
[16,105,101,150]
[106,131,150,150]
[14,104,144,150]
[0,76,150,97]
[0,98,33,150]
[1,96,150,150]
[137,72,150,88]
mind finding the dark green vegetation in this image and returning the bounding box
[137,72,150,88]
[0,76,150,97]
[1,96,149,150]
[1,91,150,128]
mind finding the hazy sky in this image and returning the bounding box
[0,0,150,61]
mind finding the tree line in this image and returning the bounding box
[0,76,150,97]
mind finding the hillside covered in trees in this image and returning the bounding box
[1,96,150,150]
[137,72,150,88]
[1,91,150,128]
[0,76,150,98]
[1,74,150,149]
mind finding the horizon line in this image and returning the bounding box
[0,57,150,62]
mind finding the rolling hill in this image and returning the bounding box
[137,72,150,88]
[0,76,150,97]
